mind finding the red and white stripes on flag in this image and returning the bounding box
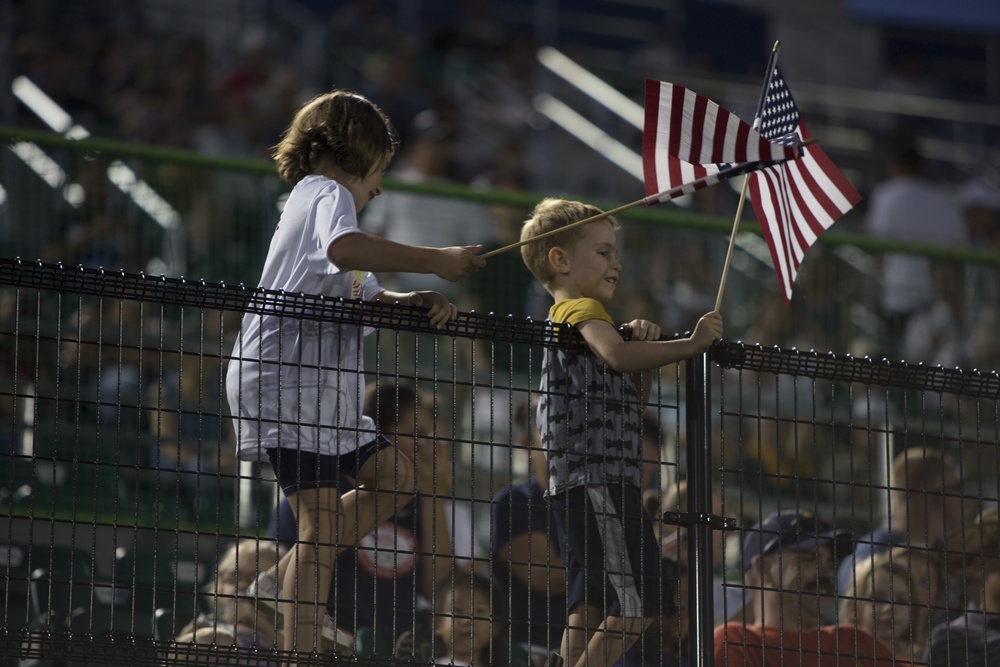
[642,79,798,203]
[748,124,860,302]
[747,66,861,302]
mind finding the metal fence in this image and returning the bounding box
[1,258,998,666]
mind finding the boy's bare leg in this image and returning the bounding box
[571,615,652,667]
[562,603,601,667]
[280,487,341,666]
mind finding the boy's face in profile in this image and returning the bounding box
[552,221,621,303]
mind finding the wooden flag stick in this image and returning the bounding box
[480,197,647,259]
[714,174,752,312]
[713,40,781,313]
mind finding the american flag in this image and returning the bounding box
[747,65,861,302]
[642,79,799,203]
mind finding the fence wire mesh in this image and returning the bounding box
[1,259,999,666]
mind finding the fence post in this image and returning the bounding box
[685,351,715,667]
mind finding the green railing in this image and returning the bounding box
[3,125,999,363]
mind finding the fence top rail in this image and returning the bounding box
[3,258,999,400]
[0,257,561,348]
[714,342,1000,400]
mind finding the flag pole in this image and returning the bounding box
[479,166,751,259]
[713,41,781,313]
[480,197,647,259]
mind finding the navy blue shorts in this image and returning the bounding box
[265,435,392,496]
[550,484,672,619]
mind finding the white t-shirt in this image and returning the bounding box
[226,175,384,461]
[865,175,967,314]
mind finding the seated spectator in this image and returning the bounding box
[207,539,279,637]
[927,506,1000,666]
[715,510,898,666]
[491,398,567,666]
[839,446,963,597]
[432,571,528,667]
[271,380,459,657]
[840,546,931,663]
[176,538,280,667]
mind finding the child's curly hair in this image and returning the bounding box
[272,90,400,186]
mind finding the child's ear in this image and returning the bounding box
[547,246,570,274]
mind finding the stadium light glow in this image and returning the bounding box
[12,76,90,139]
[533,93,643,181]
[536,46,644,130]
[10,141,67,189]
[107,160,182,230]
[10,74,186,271]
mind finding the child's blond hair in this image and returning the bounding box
[520,198,617,288]
[272,90,400,186]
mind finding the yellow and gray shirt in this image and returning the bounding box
[536,298,643,496]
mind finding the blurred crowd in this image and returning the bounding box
[9,0,994,198]
[6,0,1000,372]
[4,4,1000,665]
[164,397,1000,666]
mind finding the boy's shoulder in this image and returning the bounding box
[549,297,613,327]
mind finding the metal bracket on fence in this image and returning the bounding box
[661,511,738,531]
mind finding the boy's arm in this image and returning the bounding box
[327,232,484,281]
[576,311,722,374]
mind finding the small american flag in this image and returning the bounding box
[642,79,799,203]
[748,65,861,302]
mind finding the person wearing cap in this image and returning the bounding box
[926,506,1000,666]
[714,510,898,666]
